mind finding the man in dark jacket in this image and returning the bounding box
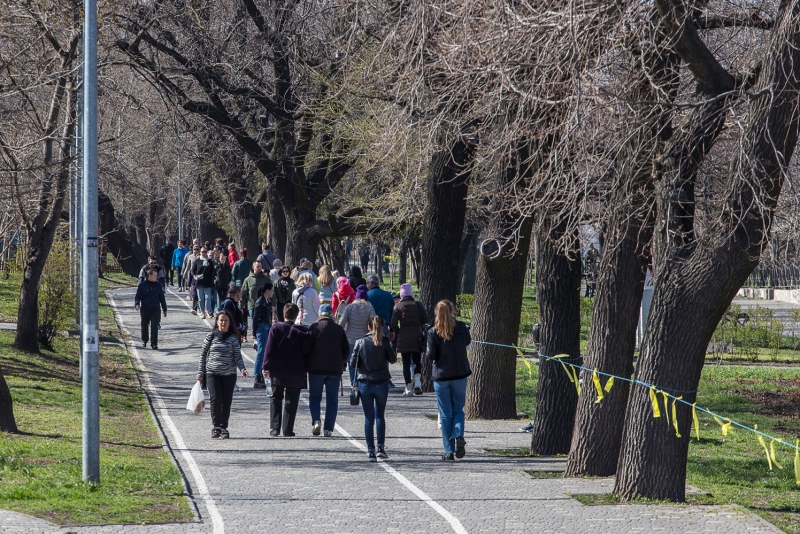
[306,304,350,437]
[135,268,167,349]
[390,283,429,396]
[159,239,176,286]
[262,303,314,437]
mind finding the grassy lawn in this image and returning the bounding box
[0,271,192,525]
[513,358,800,533]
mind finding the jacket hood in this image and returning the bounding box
[349,265,362,276]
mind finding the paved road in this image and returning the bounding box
[1,288,782,533]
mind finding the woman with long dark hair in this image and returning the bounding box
[197,311,248,439]
[350,316,397,462]
[426,300,471,461]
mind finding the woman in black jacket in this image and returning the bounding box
[426,300,471,461]
[135,267,168,349]
[350,316,397,462]
[251,282,274,388]
[215,252,232,310]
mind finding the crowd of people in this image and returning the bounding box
[134,236,472,462]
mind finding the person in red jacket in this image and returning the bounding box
[332,277,356,316]
[228,242,239,265]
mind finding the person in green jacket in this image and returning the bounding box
[240,260,273,347]
[232,248,254,287]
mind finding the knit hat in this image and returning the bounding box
[337,276,350,288]
[355,284,369,301]
[319,304,333,317]
[399,283,413,298]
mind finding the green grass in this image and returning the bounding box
[0,273,21,321]
[0,270,192,525]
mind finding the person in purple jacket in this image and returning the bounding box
[262,303,314,437]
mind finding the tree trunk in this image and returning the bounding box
[99,189,149,277]
[530,223,582,455]
[418,134,477,391]
[236,201,262,262]
[615,1,800,501]
[284,213,318,268]
[0,369,17,433]
[460,228,479,294]
[398,241,408,284]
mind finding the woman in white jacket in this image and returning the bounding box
[292,272,321,326]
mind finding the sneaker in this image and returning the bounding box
[253,341,258,351]
[323,429,332,437]
[211,428,221,439]
[312,420,321,436]
[442,453,455,461]
[234,384,241,392]
[520,421,534,433]
[151,345,158,350]
[455,436,466,459]
[377,447,388,459]
[270,429,279,437]
[142,341,147,348]
[220,429,230,439]
[191,310,197,315]
[253,378,266,389]
[413,375,422,395]
[403,385,414,397]
[368,452,377,462]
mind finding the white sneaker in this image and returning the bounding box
[413,375,423,395]
[323,429,333,437]
[403,385,414,397]
[312,420,321,436]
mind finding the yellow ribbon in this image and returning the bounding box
[770,440,783,470]
[592,369,604,403]
[554,354,581,396]
[517,347,533,376]
[572,367,581,396]
[794,440,799,485]
[672,396,682,438]
[755,425,772,471]
[661,391,671,428]
[692,403,700,441]
[649,387,661,418]
[714,415,732,436]
[603,376,614,393]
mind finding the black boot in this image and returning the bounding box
[253,374,266,389]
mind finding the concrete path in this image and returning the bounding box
[1,288,782,534]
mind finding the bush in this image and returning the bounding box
[455,294,474,322]
[38,240,76,349]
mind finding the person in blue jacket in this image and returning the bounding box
[172,240,189,291]
[135,267,167,349]
[366,275,395,336]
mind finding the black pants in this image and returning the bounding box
[140,307,161,347]
[217,288,227,307]
[191,283,198,311]
[178,272,186,290]
[206,373,237,429]
[167,267,175,285]
[401,352,421,384]
[276,302,287,323]
[270,385,301,435]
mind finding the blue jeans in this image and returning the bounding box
[198,287,214,315]
[434,378,468,454]
[308,374,340,431]
[253,322,270,375]
[347,343,358,386]
[359,381,389,452]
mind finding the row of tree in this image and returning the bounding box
[3,0,800,503]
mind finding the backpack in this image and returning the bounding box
[334,294,353,322]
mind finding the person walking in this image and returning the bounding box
[332,276,356,318]
[257,244,278,271]
[228,242,239,265]
[292,272,320,326]
[349,265,366,290]
[231,248,253,288]
[182,244,201,313]
[240,260,271,343]
[251,282,275,389]
[215,252,232,310]
[269,259,283,283]
[298,260,320,291]
[135,267,167,349]
[350,316,397,462]
[262,304,313,437]
[172,240,189,291]
[391,283,429,396]
[306,304,350,437]
[197,311,249,439]
[193,247,216,319]
[366,275,394,326]
[426,299,471,461]
[274,265,296,322]
[159,239,176,286]
[317,265,338,305]
[338,284,376,386]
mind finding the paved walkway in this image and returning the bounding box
[1,288,782,533]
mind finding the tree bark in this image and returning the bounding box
[266,182,286,262]
[460,228,480,295]
[530,223,582,455]
[615,0,800,501]
[99,189,149,277]
[418,132,477,391]
[0,369,17,433]
[465,144,532,419]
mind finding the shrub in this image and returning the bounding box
[38,240,76,349]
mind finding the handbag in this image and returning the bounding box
[349,343,361,406]
[416,301,429,354]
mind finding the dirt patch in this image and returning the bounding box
[731,376,800,418]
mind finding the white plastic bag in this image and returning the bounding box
[186,381,205,414]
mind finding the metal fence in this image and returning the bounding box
[744,261,800,289]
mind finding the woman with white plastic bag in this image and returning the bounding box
[197,311,248,439]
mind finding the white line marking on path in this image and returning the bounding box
[109,293,224,534]
[167,288,469,534]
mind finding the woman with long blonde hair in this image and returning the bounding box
[350,315,397,462]
[317,265,338,305]
[426,299,472,461]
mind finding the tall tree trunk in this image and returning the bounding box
[615,1,800,501]
[465,144,532,418]
[284,211,318,267]
[99,189,149,277]
[419,133,477,391]
[530,223,582,455]
[0,369,17,433]
[460,228,480,295]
